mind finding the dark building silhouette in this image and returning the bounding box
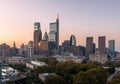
[62,40,70,47]
[86,37,93,56]
[34,22,42,55]
[63,46,80,56]
[0,43,10,56]
[43,31,48,41]
[98,36,106,53]
[70,35,76,46]
[92,43,96,54]
[10,42,18,56]
[48,41,57,55]
[79,46,86,56]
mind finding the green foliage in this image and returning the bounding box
[87,68,107,84]
[73,68,107,84]
[6,81,14,84]
[73,71,98,84]
[25,72,43,84]
[25,58,107,84]
[108,74,120,84]
[35,65,56,73]
[44,75,66,84]
[9,64,26,72]
[37,57,58,66]
[106,67,115,74]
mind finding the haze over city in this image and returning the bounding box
[0,0,120,51]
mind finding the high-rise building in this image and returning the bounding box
[92,43,96,54]
[70,35,76,46]
[43,31,48,41]
[34,22,42,55]
[49,15,59,52]
[108,40,115,58]
[98,36,106,53]
[86,37,93,56]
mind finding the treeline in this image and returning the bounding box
[33,58,107,84]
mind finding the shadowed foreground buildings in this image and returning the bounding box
[0,43,10,56]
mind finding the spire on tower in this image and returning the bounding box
[57,14,59,20]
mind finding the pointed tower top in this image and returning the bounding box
[45,28,47,32]
[13,41,16,47]
[57,14,59,20]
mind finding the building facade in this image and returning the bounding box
[0,43,10,56]
[108,40,115,59]
[89,51,108,64]
[98,36,106,53]
[86,37,93,56]
[49,16,59,52]
[34,22,42,55]
[70,35,76,46]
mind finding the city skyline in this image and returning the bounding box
[0,0,120,51]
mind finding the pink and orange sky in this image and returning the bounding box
[0,0,120,51]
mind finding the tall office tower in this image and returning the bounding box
[98,36,106,53]
[86,37,93,56]
[49,15,59,51]
[108,40,115,58]
[34,22,42,55]
[70,35,76,46]
[92,43,96,54]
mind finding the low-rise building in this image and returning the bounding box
[7,57,26,64]
[39,73,55,81]
[26,60,46,69]
[1,66,20,83]
[89,51,108,64]
[54,55,85,63]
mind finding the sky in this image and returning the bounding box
[0,0,120,51]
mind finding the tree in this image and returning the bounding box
[37,58,58,66]
[6,81,14,84]
[87,68,107,84]
[108,73,120,84]
[25,72,43,84]
[73,71,98,84]
[44,75,66,84]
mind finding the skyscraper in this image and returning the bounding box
[108,40,115,58]
[98,36,106,53]
[43,31,48,41]
[86,37,93,56]
[34,22,42,55]
[49,15,59,51]
[70,35,76,46]
[92,43,96,54]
